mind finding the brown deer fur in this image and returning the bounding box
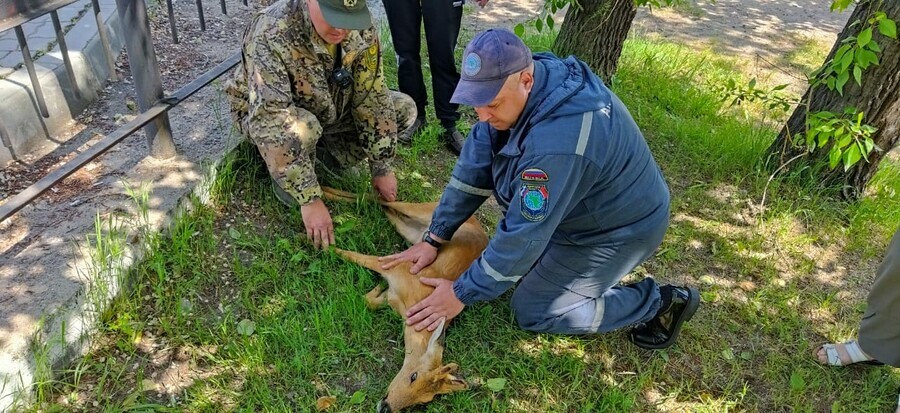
[324,188,488,412]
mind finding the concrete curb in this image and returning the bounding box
[0,5,124,166]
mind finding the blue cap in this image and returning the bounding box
[450,28,532,107]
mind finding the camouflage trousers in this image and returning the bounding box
[318,91,417,172]
[236,91,417,205]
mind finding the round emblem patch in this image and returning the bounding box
[463,53,482,77]
[520,184,549,222]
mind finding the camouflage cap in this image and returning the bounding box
[317,0,372,30]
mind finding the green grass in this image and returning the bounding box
[20,26,900,413]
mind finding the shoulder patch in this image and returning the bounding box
[366,42,378,71]
[520,183,549,222]
[521,168,549,182]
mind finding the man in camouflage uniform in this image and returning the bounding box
[226,0,417,249]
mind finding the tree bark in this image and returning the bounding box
[553,0,637,83]
[769,0,900,199]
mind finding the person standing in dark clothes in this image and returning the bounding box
[383,0,489,154]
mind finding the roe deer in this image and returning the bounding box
[324,188,488,412]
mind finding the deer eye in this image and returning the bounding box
[409,372,418,383]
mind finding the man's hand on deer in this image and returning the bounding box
[405,278,464,331]
[379,242,438,274]
[300,198,335,249]
[372,171,398,201]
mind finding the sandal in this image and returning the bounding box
[815,340,884,366]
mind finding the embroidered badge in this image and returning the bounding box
[344,0,357,8]
[521,168,549,182]
[463,53,482,77]
[366,43,378,71]
[520,184,549,222]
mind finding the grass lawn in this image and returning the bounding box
[22,25,900,413]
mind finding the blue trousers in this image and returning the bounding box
[510,223,667,335]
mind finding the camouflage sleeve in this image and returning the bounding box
[350,32,397,178]
[243,21,326,205]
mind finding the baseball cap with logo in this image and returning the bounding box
[317,0,372,30]
[450,28,533,107]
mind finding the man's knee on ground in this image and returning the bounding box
[511,298,555,333]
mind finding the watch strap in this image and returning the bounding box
[421,231,443,249]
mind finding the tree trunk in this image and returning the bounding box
[769,0,900,199]
[553,0,637,83]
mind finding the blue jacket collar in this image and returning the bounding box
[498,54,589,157]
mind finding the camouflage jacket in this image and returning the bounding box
[225,0,396,204]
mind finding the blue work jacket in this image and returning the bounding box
[428,53,670,305]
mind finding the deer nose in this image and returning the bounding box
[377,398,392,413]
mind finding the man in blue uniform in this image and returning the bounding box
[380,29,700,349]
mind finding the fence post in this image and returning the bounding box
[114,0,177,159]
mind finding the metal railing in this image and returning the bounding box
[0,0,119,117]
[0,0,247,223]
[164,0,249,43]
[0,52,240,222]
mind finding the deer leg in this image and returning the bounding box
[364,285,389,310]
[382,202,439,244]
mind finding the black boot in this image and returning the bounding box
[398,117,426,145]
[630,285,700,350]
[441,126,465,155]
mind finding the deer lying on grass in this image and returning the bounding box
[324,187,488,412]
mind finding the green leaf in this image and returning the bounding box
[859,49,879,67]
[863,137,876,154]
[790,370,806,391]
[857,140,871,162]
[830,0,852,11]
[514,23,525,37]
[535,17,544,32]
[829,147,842,169]
[832,400,843,413]
[721,348,735,361]
[852,65,862,86]
[843,145,862,170]
[835,70,849,94]
[879,18,897,39]
[857,27,872,47]
[237,319,256,336]
[868,40,881,53]
[837,134,852,149]
[659,351,670,363]
[228,227,241,240]
[546,15,555,31]
[771,84,789,91]
[839,48,854,71]
[485,378,507,392]
[748,78,757,89]
[740,351,752,360]
[349,390,366,404]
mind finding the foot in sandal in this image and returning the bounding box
[815,340,883,366]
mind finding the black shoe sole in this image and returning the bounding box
[633,287,700,350]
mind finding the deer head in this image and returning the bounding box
[376,319,468,412]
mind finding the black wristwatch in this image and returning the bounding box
[421,231,443,250]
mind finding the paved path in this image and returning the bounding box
[0,0,118,79]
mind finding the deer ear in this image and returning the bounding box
[434,364,468,390]
[426,317,446,349]
[424,317,447,360]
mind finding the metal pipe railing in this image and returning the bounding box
[50,10,79,95]
[13,25,49,117]
[0,52,241,223]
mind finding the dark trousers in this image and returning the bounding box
[382,0,462,127]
